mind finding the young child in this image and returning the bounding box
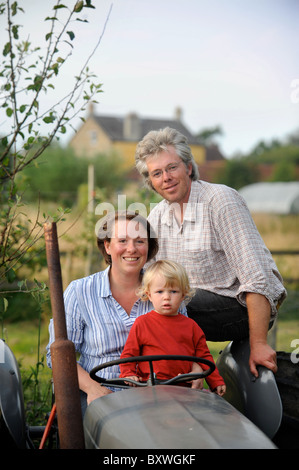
[119,260,226,396]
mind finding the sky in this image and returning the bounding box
[1,0,299,157]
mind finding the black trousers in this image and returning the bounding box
[187,289,250,342]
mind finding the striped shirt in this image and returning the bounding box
[147,180,286,316]
[46,266,187,384]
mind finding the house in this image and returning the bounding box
[69,106,209,171]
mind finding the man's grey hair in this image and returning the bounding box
[135,127,199,189]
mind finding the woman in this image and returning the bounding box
[46,211,159,414]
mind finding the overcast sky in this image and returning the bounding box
[1,0,299,157]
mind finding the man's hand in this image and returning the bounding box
[246,292,277,378]
[249,341,277,378]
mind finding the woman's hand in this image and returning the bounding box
[77,364,113,405]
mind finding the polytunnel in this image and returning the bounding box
[238,182,299,214]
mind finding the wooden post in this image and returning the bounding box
[44,222,85,449]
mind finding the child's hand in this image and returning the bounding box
[213,384,226,396]
[190,377,204,390]
[123,375,141,386]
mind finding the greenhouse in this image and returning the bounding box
[238,182,299,214]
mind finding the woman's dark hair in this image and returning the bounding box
[96,210,158,265]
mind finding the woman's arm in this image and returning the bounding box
[77,364,112,405]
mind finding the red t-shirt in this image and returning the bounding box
[119,310,224,390]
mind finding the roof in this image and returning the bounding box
[93,114,200,145]
[239,181,299,214]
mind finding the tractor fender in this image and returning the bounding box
[0,339,27,448]
[216,339,283,439]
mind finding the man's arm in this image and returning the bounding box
[246,292,277,377]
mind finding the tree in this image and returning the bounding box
[19,146,126,205]
[196,125,223,146]
[217,158,258,190]
[0,1,108,305]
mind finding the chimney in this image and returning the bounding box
[88,101,94,117]
[123,112,141,140]
[174,106,183,122]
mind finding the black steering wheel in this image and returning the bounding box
[90,355,215,388]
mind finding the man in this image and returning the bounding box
[135,127,286,377]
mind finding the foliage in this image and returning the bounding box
[249,143,299,166]
[196,125,223,146]
[18,145,87,204]
[215,128,299,188]
[216,158,259,190]
[269,160,297,182]
[18,145,126,205]
[0,0,105,302]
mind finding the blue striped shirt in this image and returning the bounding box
[46,267,187,385]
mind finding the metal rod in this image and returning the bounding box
[44,222,85,449]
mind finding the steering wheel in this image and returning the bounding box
[90,355,215,388]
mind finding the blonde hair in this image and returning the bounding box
[139,260,195,303]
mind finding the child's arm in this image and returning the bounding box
[189,362,204,390]
[193,324,226,393]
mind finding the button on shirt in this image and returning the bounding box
[147,180,286,316]
[46,267,187,383]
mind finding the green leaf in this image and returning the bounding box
[6,108,13,117]
[43,115,55,124]
[67,31,75,41]
[2,136,8,147]
[0,297,8,314]
[53,4,67,10]
[11,1,17,16]
[3,42,11,56]
[12,24,19,39]
[51,63,59,75]
[6,268,16,284]
[74,1,83,12]
[85,0,96,9]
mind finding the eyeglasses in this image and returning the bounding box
[149,162,182,180]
